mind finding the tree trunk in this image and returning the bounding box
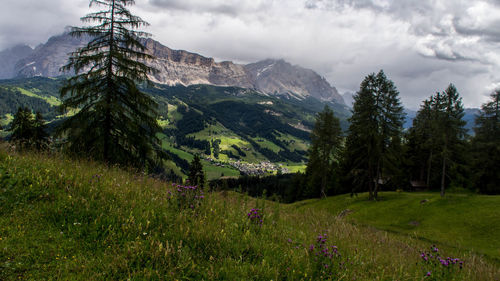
[440,155,446,197]
[104,0,116,164]
[368,162,374,200]
[426,150,432,187]
[321,174,327,199]
[374,159,381,200]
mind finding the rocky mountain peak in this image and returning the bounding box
[245,59,342,103]
[0,32,344,104]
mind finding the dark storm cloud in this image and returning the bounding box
[0,0,88,49]
[148,0,272,16]
[1,0,499,108]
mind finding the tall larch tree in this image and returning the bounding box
[305,105,342,198]
[471,90,500,194]
[58,0,165,169]
[407,84,467,196]
[433,85,467,197]
[406,99,436,187]
[343,70,405,200]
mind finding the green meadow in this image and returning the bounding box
[295,192,500,261]
[0,146,498,280]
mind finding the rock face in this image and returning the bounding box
[1,33,344,104]
[245,59,342,103]
[15,34,87,78]
[0,45,34,79]
[143,39,254,89]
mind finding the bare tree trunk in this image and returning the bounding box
[368,162,374,200]
[440,156,446,197]
[321,174,327,199]
[426,150,432,187]
[374,159,381,200]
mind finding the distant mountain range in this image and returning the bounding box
[0,32,344,104]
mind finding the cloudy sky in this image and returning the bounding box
[1,0,500,109]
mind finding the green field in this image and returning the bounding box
[0,146,499,280]
[160,137,240,180]
[16,87,61,106]
[295,192,500,261]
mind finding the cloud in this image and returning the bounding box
[0,0,88,49]
[148,0,273,16]
[0,0,499,108]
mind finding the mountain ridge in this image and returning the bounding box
[0,32,344,104]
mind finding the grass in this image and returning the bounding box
[252,137,282,153]
[16,87,61,106]
[1,114,13,138]
[280,163,307,173]
[295,192,500,262]
[161,138,240,180]
[203,163,240,180]
[189,126,266,163]
[276,132,310,152]
[1,114,13,127]
[0,146,499,280]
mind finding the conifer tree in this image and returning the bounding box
[305,105,342,198]
[188,154,205,188]
[435,85,467,196]
[58,0,164,169]
[9,107,35,150]
[33,112,48,150]
[343,70,405,200]
[471,90,500,194]
[406,99,436,187]
[406,84,467,196]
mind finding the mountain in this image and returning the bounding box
[15,33,87,78]
[245,59,342,103]
[341,91,355,107]
[1,33,344,104]
[0,44,34,79]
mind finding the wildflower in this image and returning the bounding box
[426,271,431,276]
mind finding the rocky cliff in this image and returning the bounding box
[0,45,34,79]
[1,33,344,104]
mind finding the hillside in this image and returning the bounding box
[0,147,499,280]
[295,192,500,261]
[0,77,351,179]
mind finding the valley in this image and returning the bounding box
[0,77,349,180]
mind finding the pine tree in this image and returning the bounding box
[33,112,48,150]
[188,154,205,188]
[343,70,405,200]
[58,0,164,169]
[9,108,49,150]
[9,107,35,150]
[406,84,467,196]
[406,99,436,187]
[305,105,342,198]
[471,90,500,194]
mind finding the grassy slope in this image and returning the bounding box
[160,138,240,180]
[16,87,61,106]
[295,192,500,261]
[0,147,499,280]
